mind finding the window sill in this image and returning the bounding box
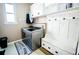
[4,22,17,24]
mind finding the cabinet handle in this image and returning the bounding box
[63,18,66,20]
[72,17,75,19]
[48,47,51,49]
[55,51,58,54]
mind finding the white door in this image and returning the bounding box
[30,3,44,18]
[68,17,79,54]
[30,3,39,17]
[56,16,74,54]
[59,17,69,41]
[30,4,36,17]
[58,16,79,54]
[47,16,60,40]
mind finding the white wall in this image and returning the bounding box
[0,3,31,42]
[0,3,4,36]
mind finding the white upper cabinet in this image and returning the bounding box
[30,3,44,18]
[30,3,79,18]
[30,3,67,18]
[30,3,59,18]
[72,3,79,8]
[44,3,59,15]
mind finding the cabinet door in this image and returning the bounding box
[69,19,79,42]
[72,3,79,8]
[44,4,58,15]
[52,17,60,40]
[47,16,60,40]
[59,17,69,41]
[36,4,44,16]
[30,3,44,18]
[30,4,38,17]
[57,17,73,53]
[59,16,79,54]
[68,18,79,54]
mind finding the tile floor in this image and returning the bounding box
[4,39,48,55]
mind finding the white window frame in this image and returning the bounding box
[4,3,17,24]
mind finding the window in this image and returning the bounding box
[4,4,16,24]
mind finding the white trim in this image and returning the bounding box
[8,39,23,45]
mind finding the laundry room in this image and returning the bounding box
[0,2,79,55]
